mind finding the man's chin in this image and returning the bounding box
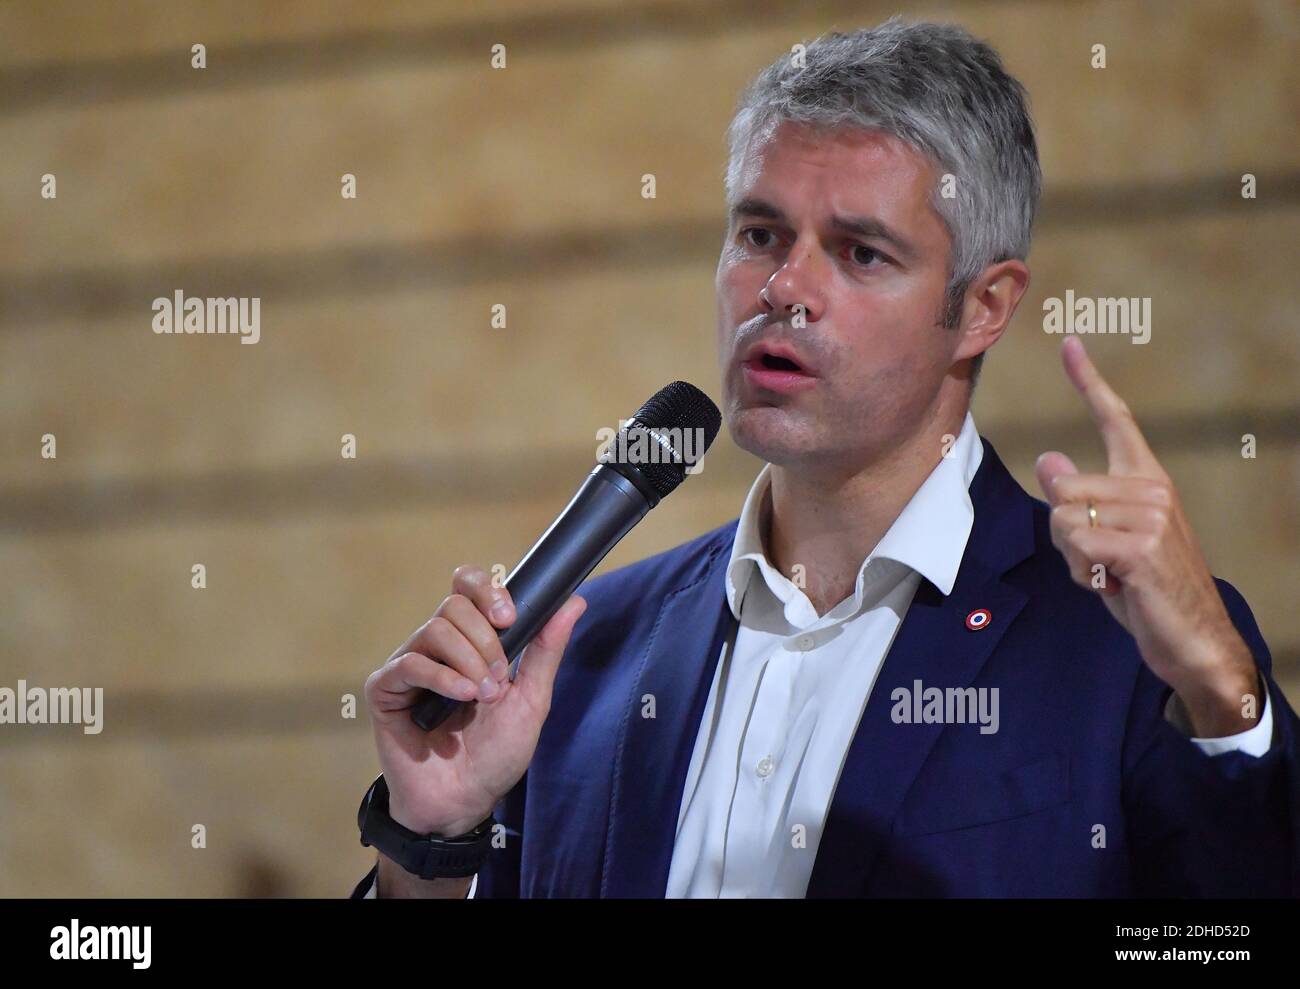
[728,405,823,465]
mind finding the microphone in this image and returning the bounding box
[409,381,722,731]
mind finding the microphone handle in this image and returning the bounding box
[409,464,655,731]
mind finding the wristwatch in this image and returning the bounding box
[357,773,496,879]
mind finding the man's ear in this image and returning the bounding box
[952,259,1031,362]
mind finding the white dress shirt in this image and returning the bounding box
[368,411,1272,898]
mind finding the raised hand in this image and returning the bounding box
[1033,336,1260,738]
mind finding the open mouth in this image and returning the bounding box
[741,347,818,392]
[759,353,804,373]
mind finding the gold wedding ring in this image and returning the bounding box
[1087,500,1098,528]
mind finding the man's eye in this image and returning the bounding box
[850,244,884,266]
[741,227,774,249]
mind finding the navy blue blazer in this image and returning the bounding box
[357,438,1299,897]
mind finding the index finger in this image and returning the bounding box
[451,564,516,627]
[1061,336,1160,477]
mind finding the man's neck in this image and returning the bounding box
[765,404,968,617]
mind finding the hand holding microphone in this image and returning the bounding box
[362,382,721,843]
[364,566,588,840]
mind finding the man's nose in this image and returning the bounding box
[760,246,825,323]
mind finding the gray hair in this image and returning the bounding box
[724,16,1041,386]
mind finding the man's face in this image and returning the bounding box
[716,119,961,470]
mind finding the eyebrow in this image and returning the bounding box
[728,196,920,263]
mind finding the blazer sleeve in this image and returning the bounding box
[1120,577,1299,896]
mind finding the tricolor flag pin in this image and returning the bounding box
[965,608,991,631]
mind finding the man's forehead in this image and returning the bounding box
[737,119,930,180]
[729,120,936,211]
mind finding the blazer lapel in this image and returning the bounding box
[806,439,1036,897]
[600,524,738,897]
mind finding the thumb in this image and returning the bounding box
[1034,450,1078,505]
[514,594,588,709]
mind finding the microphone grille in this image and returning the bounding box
[606,381,722,500]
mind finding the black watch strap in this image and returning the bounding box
[357,774,496,880]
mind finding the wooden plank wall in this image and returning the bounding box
[0,0,1296,895]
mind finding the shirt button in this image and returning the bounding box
[797,634,815,651]
[756,756,774,778]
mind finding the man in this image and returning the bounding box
[353,18,1297,898]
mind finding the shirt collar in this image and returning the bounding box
[725,411,985,624]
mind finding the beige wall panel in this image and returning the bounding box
[0,0,670,65]
[0,267,722,477]
[0,734,380,897]
[974,208,1300,421]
